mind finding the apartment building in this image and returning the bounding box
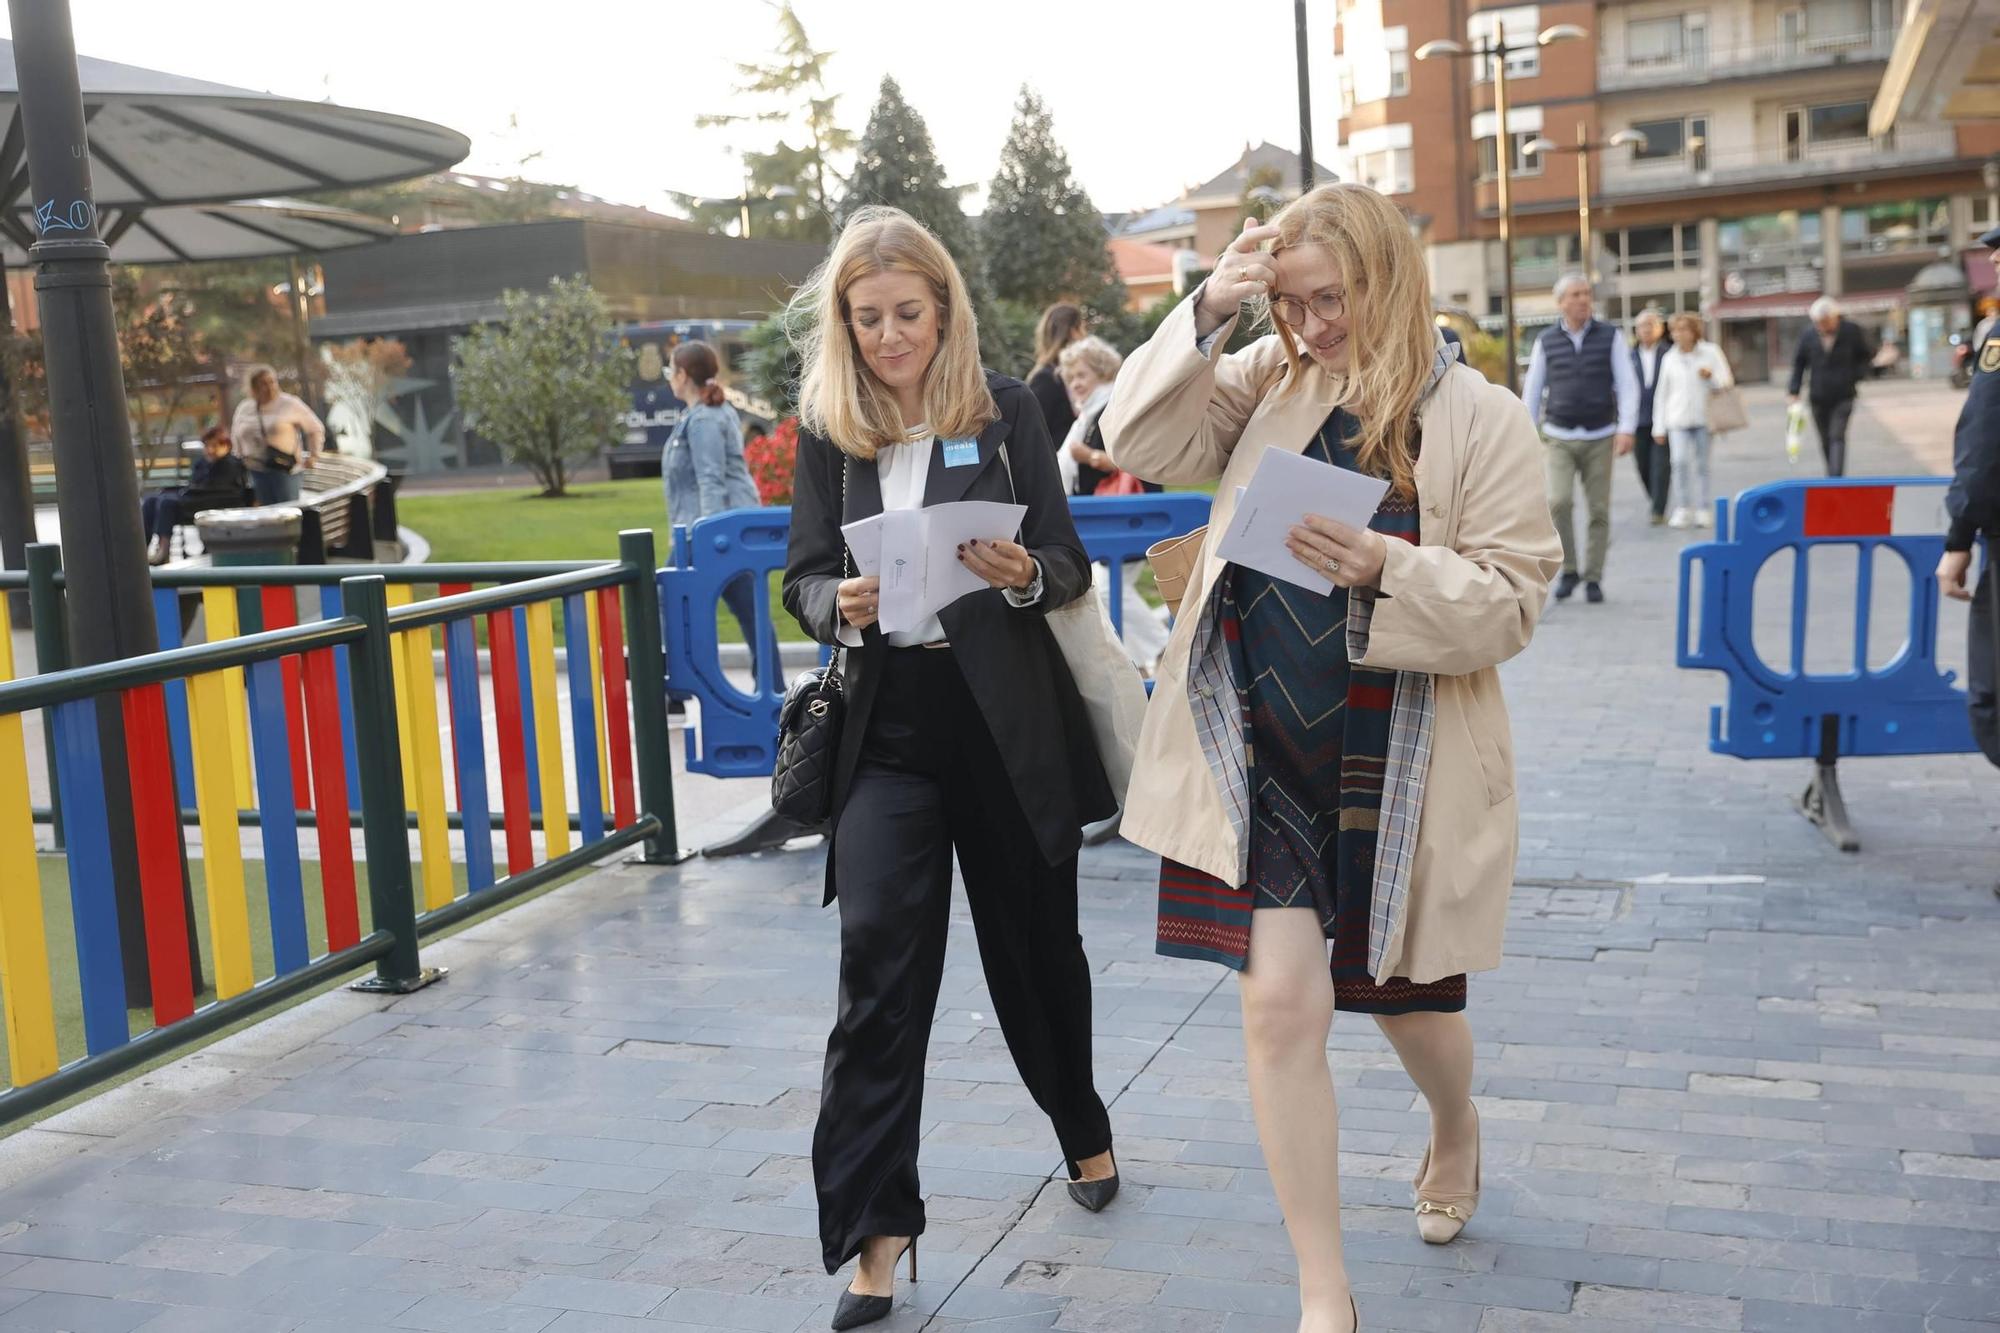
[1334,0,2000,379]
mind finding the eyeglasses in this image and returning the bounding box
[1269,291,1347,328]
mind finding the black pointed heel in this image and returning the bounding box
[1066,1151,1120,1213]
[830,1238,914,1331]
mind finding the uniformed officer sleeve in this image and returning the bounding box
[1946,340,2000,551]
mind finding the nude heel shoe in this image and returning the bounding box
[1413,1101,1481,1245]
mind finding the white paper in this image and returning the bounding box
[848,500,1027,634]
[1216,447,1390,595]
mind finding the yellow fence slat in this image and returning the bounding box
[399,627,454,911]
[524,601,569,859]
[385,585,417,801]
[199,588,254,809]
[189,670,254,998]
[0,621,59,1084]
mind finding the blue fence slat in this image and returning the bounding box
[317,584,362,814]
[245,658,311,974]
[514,605,541,814]
[564,593,605,845]
[152,587,197,803]
[444,616,495,892]
[49,699,129,1055]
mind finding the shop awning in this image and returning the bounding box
[1712,290,1908,319]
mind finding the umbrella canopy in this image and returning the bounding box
[0,39,469,213]
[1,196,394,266]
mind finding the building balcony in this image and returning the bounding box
[1600,127,1961,199]
[1597,28,1894,92]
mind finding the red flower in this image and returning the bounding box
[743,416,800,506]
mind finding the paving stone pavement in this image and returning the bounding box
[0,385,1995,1332]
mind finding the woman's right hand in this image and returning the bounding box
[838,576,881,630]
[1195,218,1283,339]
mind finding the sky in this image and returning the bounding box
[13,0,1346,217]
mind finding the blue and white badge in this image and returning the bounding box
[940,438,980,468]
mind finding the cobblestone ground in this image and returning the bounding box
[0,386,1994,1332]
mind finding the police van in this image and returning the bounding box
[603,319,772,479]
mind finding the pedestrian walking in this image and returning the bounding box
[1936,223,2000,773]
[1786,297,1874,477]
[231,366,324,504]
[141,425,249,564]
[1055,336,1170,674]
[1630,308,1670,526]
[1025,301,1088,448]
[1102,184,1561,1333]
[780,206,1119,1331]
[1653,313,1734,530]
[1521,274,1639,603]
[663,339,777,685]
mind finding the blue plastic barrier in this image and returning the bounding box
[658,494,1213,784]
[1677,475,1979,849]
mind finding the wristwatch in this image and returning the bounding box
[1003,558,1046,608]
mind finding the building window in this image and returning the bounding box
[1337,61,1355,115]
[1631,117,1687,160]
[1627,15,1687,67]
[1386,26,1410,96]
[1356,147,1415,195]
[1841,199,1949,256]
[1625,226,1680,270]
[1477,131,1543,179]
[1469,7,1542,81]
[1785,101,1871,159]
[1717,209,1822,264]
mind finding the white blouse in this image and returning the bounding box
[839,425,946,648]
[1653,341,1734,433]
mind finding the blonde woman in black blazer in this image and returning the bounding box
[781,206,1119,1331]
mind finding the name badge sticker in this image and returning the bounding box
[941,438,980,468]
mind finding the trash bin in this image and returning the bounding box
[195,506,303,566]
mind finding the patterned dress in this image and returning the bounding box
[1164,409,1465,1015]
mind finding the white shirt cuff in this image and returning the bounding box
[1003,559,1046,608]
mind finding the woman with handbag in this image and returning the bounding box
[1653,312,1735,529]
[780,206,1120,1331]
[1055,336,1171,673]
[1101,184,1561,1333]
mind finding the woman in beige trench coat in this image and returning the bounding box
[1101,185,1561,1333]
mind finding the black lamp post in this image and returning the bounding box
[11,0,164,1002]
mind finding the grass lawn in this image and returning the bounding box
[4,850,588,1131]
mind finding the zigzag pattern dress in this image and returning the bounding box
[1199,408,1465,1015]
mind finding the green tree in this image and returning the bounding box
[981,87,1126,322]
[741,305,807,418]
[694,3,853,242]
[452,277,634,497]
[841,76,973,253]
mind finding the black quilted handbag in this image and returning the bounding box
[771,654,844,823]
[771,456,848,824]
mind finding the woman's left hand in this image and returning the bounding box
[1287,515,1388,590]
[959,538,1037,590]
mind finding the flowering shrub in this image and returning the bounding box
[744,416,800,506]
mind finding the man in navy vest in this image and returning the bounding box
[1521,274,1639,602]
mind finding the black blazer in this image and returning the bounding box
[1787,319,1873,403]
[1025,362,1075,448]
[782,372,1117,903]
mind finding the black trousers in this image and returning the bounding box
[1631,430,1670,517]
[1811,396,1855,477]
[813,647,1112,1273]
[1972,559,1999,768]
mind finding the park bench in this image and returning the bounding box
[162,450,399,564]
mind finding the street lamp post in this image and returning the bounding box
[1524,126,1650,286]
[1418,22,1585,392]
[10,0,163,1002]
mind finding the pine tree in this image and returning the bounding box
[694,4,854,242]
[842,77,974,256]
[981,86,1126,320]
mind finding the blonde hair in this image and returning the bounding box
[1668,311,1706,340]
[794,206,995,459]
[1264,184,1435,499]
[1058,335,1122,383]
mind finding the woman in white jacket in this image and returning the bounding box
[1652,313,1734,528]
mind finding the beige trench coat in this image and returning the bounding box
[1100,295,1562,984]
